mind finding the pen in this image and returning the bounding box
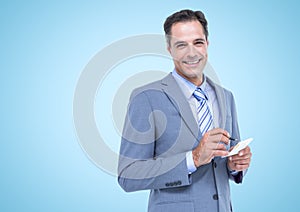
[220,134,239,158]
[223,132,238,141]
[229,137,238,141]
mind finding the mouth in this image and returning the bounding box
[182,58,201,65]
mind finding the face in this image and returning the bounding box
[167,20,209,86]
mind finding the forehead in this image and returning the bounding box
[170,20,206,43]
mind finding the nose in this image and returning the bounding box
[186,45,197,58]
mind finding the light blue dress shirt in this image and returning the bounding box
[172,69,220,173]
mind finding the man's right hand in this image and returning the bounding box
[192,128,230,167]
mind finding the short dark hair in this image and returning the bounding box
[164,9,209,44]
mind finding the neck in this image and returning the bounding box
[175,70,204,86]
[192,76,204,87]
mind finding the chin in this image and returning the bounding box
[183,69,202,78]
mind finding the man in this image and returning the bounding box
[118,9,252,212]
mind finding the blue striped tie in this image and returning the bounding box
[193,88,213,135]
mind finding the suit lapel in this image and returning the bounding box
[206,77,226,129]
[160,73,200,140]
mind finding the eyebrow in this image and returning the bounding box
[173,38,206,46]
[194,38,206,42]
[173,41,187,46]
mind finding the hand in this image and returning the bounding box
[227,146,252,172]
[192,128,230,167]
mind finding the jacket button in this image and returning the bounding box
[214,162,217,168]
[213,194,218,200]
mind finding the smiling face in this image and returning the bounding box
[168,20,209,86]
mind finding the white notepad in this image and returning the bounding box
[223,138,253,157]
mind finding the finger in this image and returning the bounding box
[208,128,229,137]
[230,158,251,165]
[209,143,227,151]
[208,134,230,145]
[237,146,251,156]
[230,152,252,161]
[234,164,250,171]
[206,141,227,152]
[212,149,229,158]
[238,149,252,159]
[228,146,251,160]
[228,160,250,171]
[232,158,251,165]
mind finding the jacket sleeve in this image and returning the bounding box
[227,91,245,184]
[118,89,192,192]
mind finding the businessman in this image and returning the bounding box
[118,9,252,212]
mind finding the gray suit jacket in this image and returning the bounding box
[118,73,244,212]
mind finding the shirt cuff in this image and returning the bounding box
[228,165,239,176]
[229,170,239,176]
[186,151,197,174]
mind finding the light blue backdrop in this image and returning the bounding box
[1,0,300,211]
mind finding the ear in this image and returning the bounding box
[167,44,171,54]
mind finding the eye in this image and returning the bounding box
[195,41,204,46]
[175,43,187,49]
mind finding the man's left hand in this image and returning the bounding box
[227,146,252,172]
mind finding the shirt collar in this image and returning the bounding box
[172,69,208,99]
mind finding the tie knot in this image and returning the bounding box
[193,88,208,101]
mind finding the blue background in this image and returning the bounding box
[1,0,300,211]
